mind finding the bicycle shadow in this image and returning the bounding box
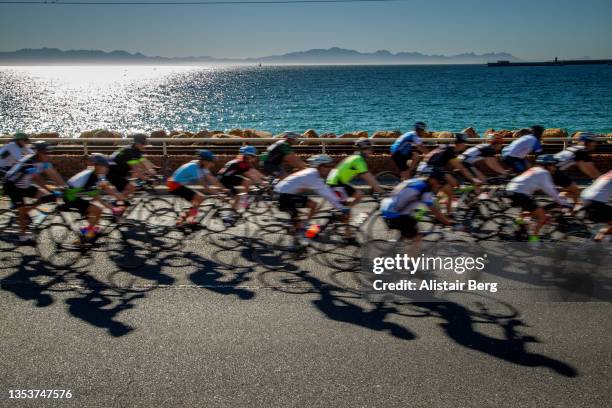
[423,301,577,377]
[186,251,256,300]
[0,252,149,337]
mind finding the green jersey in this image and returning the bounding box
[327,154,369,185]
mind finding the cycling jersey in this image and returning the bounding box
[581,171,611,203]
[390,131,423,155]
[260,140,293,166]
[4,154,52,188]
[502,135,543,158]
[554,145,593,171]
[380,178,434,218]
[65,168,106,201]
[326,154,368,186]
[506,167,566,204]
[169,160,210,186]
[218,157,251,179]
[0,141,33,171]
[109,147,143,177]
[458,144,496,165]
[275,168,343,210]
[421,145,457,169]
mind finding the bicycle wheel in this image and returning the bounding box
[146,208,185,250]
[205,208,251,250]
[440,291,519,320]
[251,222,302,269]
[103,221,152,269]
[36,223,84,269]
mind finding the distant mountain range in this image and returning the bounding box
[0,47,521,65]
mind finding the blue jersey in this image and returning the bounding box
[380,178,434,218]
[171,161,209,185]
[390,131,423,155]
[501,135,543,158]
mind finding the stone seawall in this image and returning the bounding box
[49,154,612,180]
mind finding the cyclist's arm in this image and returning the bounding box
[141,158,157,176]
[540,173,568,205]
[311,177,343,210]
[484,157,508,175]
[576,161,601,179]
[449,158,481,183]
[283,153,307,170]
[203,173,229,194]
[129,161,148,181]
[360,172,385,194]
[244,168,265,183]
[43,167,67,187]
[428,204,453,226]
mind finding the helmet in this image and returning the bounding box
[414,121,427,131]
[535,154,559,166]
[530,125,545,138]
[13,132,29,141]
[198,149,216,161]
[89,153,110,166]
[239,145,258,156]
[131,133,148,145]
[280,131,300,140]
[488,133,505,144]
[32,141,52,153]
[578,132,597,143]
[454,132,469,143]
[355,137,372,149]
[307,154,334,168]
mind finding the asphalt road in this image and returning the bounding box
[1,199,611,407]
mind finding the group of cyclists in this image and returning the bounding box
[0,122,610,248]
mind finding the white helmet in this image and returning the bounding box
[307,154,334,168]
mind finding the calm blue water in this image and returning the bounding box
[1,64,611,136]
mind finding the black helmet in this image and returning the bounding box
[454,132,469,143]
[535,154,559,166]
[32,141,52,153]
[530,125,545,138]
[414,121,427,131]
[131,133,148,145]
[355,137,372,149]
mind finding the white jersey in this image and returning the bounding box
[507,167,565,204]
[380,178,434,218]
[275,168,343,209]
[553,145,591,171]
[501,135,543,158]
[0,141,33,170]
[581,171,612,203]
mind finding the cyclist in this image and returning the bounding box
[417,132,482,213]
[107,133,154,200]
[3,141,67,245]
[580,170,611,241]
[63,153,126,240]
[380,169,454,242]
[552,132,601,203]
[390,121,429,179]
[275,154,347,238]
[501,125,544,173]
[167,150,228,226]
[458,133,509,181]
[260,131,307,178]
[506,154,572,242]
[0,132,33,175]
[327,138,385,208]
[218,145,266,212]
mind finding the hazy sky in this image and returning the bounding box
[0,0,611,60]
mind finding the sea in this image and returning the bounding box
[1,64,611,136]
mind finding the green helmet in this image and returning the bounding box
[13,132,29,141]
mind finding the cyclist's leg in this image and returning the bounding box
[407,152,422,179]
